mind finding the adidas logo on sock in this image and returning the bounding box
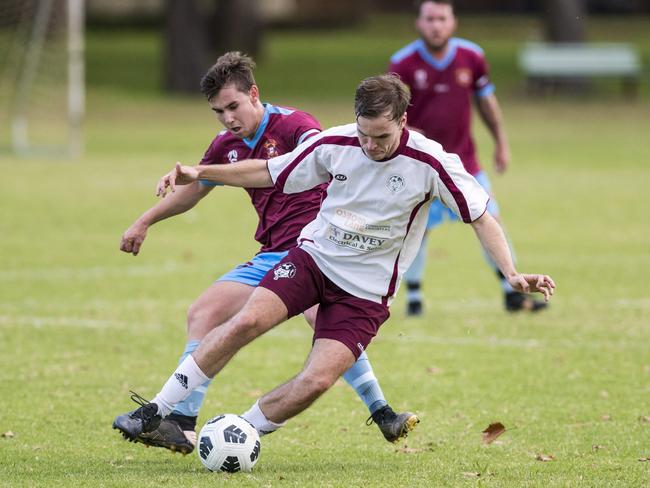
[175,373,189,389]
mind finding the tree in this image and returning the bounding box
[543,0,586,43]
[163,0,262,94]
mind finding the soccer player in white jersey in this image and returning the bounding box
[113,74,555,445]
[115,53,416,453]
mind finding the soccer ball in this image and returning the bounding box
[197,414,261,473]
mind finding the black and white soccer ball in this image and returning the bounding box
[197,414,261,473]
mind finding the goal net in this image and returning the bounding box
[0,0,84,157]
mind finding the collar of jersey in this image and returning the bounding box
[416,37,458,71]
[243,103,272,149]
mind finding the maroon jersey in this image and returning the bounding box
[389,37,495,176]
[200,103,323,253]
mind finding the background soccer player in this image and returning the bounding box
[118,52,416,453]
[113,74,554,447]
[389,0,547,315]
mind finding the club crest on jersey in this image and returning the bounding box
[386,175,405,193]
[273,262,296,280]
[227,149,238,163]
[414,69,428,89]
[455,68,472,88]
[264,139,279,158]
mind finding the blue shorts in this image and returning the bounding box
[427,171,500,229]
[217,251,290,287]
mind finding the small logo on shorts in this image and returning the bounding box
[334,174,347,181]
[386,175,405,193]
[273,262,296,280]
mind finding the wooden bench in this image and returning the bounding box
[518,43,641,97]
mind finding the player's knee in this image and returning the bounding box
[225,311,264,343]
[297,371,336,398]
[186,300,209,335]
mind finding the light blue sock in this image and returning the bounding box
[404,234,429,299]
[171,340,212,417]
[342,351,387,414]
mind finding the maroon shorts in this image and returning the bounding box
[259,247,390,359]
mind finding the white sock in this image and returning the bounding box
[152,355,210,417]
[241,399,285,436]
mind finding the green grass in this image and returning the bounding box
[1,14,650,488]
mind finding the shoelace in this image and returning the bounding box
[365,407,392,427]
[128,390,155,420]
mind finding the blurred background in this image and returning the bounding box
[1,0,649,157]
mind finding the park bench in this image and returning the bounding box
[518,43,641,96]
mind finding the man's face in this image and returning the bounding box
[208,84,261,139]
[356,111,406,161]
[416,1,456,51]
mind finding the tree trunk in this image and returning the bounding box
[163,0,209,94]
[544,0,586,43]
[209,0,262,58]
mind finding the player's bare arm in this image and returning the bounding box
[156,160,272,197]
[470,212,555,300]
[476,93,510,173]
[121,182,212,255]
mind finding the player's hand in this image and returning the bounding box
[494,143,510,174]
[508,274,556,301]
[156,163,199,198]
[120,220,148,256]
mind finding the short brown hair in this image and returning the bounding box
[354,74,411,122]
[415,0,454,15]
[200,51,256,101]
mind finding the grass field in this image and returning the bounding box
[1,14,649,487]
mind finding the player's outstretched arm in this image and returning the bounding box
[121,182,211,255]
[470,212,555,301]
[156,160,272,197]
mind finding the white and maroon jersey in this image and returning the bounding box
[199,103,323,253]
[389,38,495,175]
[267,123,489,305]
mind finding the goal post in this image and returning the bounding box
[0,0,85,158]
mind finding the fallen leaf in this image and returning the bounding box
[592,444,605,451]
[599,390,609,399]
[639,416,650,423]
[125,455,134,461]
[481,422,506,444]
[601,414,612,421]
[246,389,263,397]
[638,457,649,462]
[462,472,481,478]
[2,431,14,438]
[536,453,555,462]
[426,366,442,374]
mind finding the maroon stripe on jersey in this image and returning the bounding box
[382,192,432,306]
[401,146,471,222]
[275,135,360,191]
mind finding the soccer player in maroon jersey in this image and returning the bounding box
[389,0,547,315]
[118,53,416,453]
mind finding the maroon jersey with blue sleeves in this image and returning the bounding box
[389,37,495,176]
[200,103,323,253]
